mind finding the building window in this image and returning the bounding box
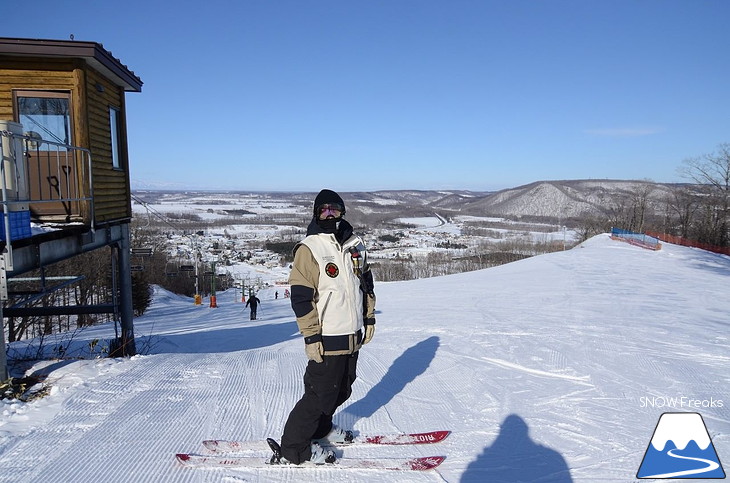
[14,90,72,149]
[109,106,122,169]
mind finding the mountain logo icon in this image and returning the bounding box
[637,412,726,479]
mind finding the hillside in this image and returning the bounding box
[434,179,677,219]
[135,178,682,222]
[0,235,727,482]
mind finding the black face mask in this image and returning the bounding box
[316,217,340,233]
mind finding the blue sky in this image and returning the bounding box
[7,0,730,192]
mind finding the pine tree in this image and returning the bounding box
[131,272,152,317]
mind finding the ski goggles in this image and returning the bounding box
[317,203,344,217]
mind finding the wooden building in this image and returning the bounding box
[0,37,143,379]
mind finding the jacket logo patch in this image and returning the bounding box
[325,262,339,278]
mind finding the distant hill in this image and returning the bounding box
[449,179,679,219]
[337,180,681,221]
[133,179,685,223]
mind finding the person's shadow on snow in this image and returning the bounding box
[343,336,439,423]
[461,414,573,483]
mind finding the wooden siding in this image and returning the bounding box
[0,58,77,119]
[84,68,132,222]
[0,55,132,224]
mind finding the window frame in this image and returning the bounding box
[109,105,122,170]
[12,89,74,148]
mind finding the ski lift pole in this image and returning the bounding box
[209,261,217,308]
[191,235,201,305]
[194,252,201,305]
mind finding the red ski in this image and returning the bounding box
[176,452,445,471]
[203,430,450,453]
[362,430,450,445]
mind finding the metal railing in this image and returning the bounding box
[0,127,94,248]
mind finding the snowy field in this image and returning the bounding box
[130,191,579,279]
[0,234,728,482]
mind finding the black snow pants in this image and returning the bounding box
[280,351,359,464]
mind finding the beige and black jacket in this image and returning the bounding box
[289,219,376,356]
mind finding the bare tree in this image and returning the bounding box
[600,182,657,233]
[629,182,655,233]
[663,186,701,238]
[681,143,730,246]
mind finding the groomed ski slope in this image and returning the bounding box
[0,234,728,482]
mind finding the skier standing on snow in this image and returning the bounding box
[277,189,376,465]
[245,294,261,320]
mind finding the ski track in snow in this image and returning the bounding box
[0,235,728,482]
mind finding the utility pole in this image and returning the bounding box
[209,260,218,308]
[194,248,201,305]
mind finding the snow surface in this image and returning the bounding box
[1,234,728,482]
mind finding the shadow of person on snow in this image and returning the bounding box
[461,414,573,483]
[343,336,440,424]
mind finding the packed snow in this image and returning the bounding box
[0,234,728,482]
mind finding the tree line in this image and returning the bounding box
[574,143,729,248]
